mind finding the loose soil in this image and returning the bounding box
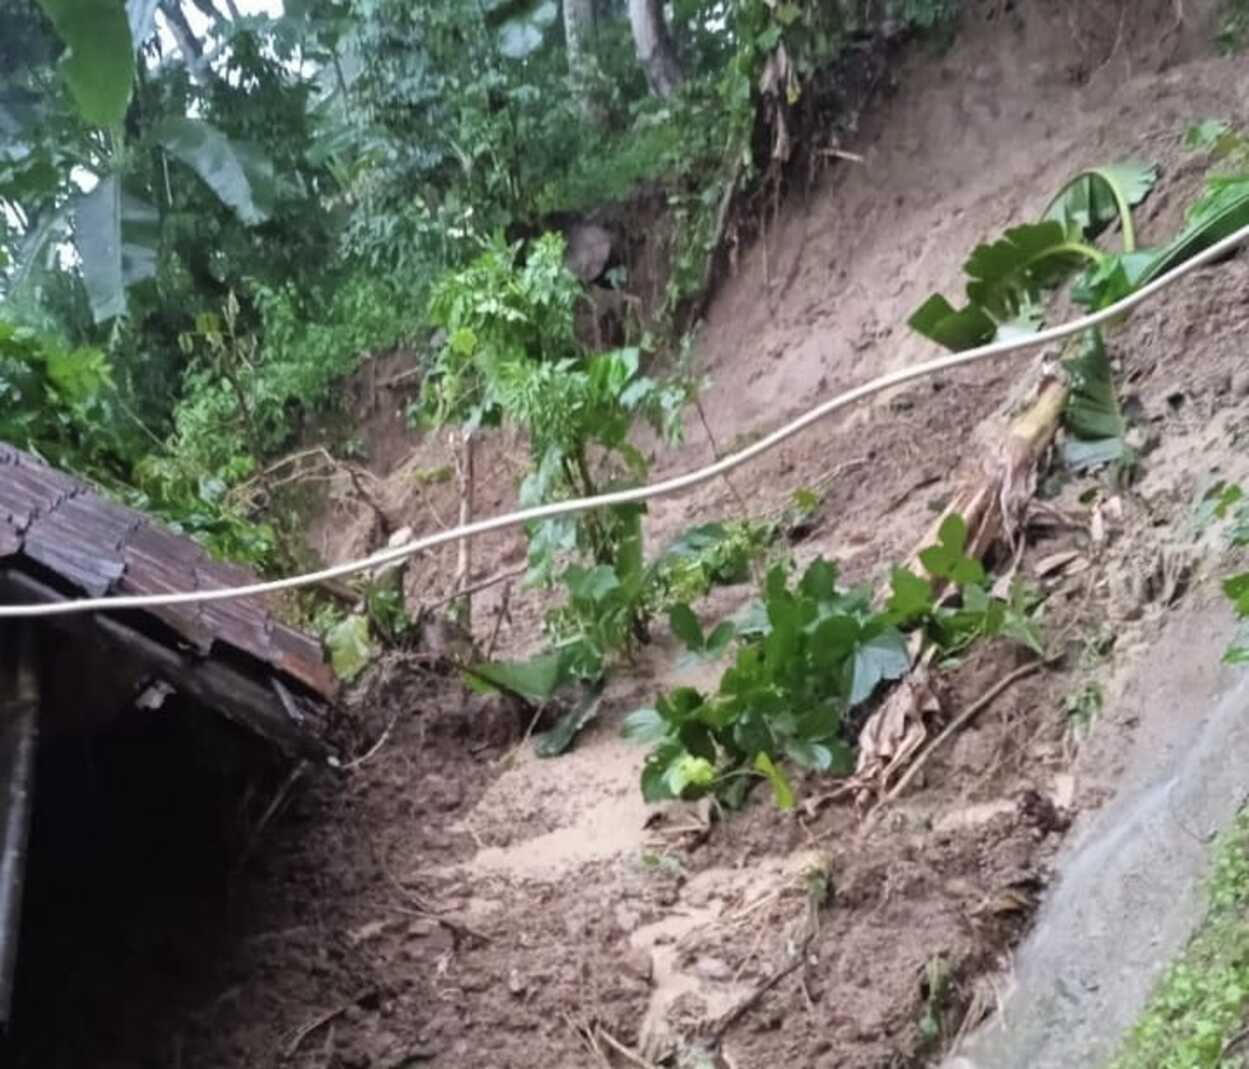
[11,2,1249,1067]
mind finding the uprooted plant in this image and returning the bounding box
[622,514,1043,809]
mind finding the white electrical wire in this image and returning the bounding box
[4,221,1248,620]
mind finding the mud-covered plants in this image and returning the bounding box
[1194,484,1249,665]
[318,562,415,682]
[1060,330,1137,479]
[625,515,1043,809]
[624,556,896,809]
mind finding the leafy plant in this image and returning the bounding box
[1061,330,1135,476]
[1062,682,1103,736]
[908,162,1157,350]
[645,519,773,607]
[624,516,1043,809]
[1217,0,1249,52]
[324,613,374,682]
[420,234,693,675]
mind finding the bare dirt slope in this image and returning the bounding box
[14,3,1249,1067]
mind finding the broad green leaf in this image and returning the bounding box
[799,558,839,602]
[731,707,776,759]
[1185,120,1231,150]
[37,0,134,128]
[678,721,717,763]
[656,687,706,724]
[753,752,794,810]
[621,707,667,744]
[534,687,602,757]
[1141,177,1249,285]
[705,621,737,656]
[785,737,834,770]
[919,514,986,585]
[469,651,565,703]
[908,293,998,352]
[1043,163,1157,247]
[73,179,159,322]
[849,627,910,706]
[669,602,704,650]
[811,613,859,663]
[75,176,125,322]
[157,118,275,225]
[641,740,684,802]
[887,567,934,623]
[1071,250,1155,311]
[1062,329,1134,472]
[564,564,619,602]
[964,221,1095,321]
[120,191,159,286]
[665,753,716,797]
[1223,572,1249,617]
[325,614,373,682]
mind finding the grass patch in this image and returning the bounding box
[1105,809,1249,1068]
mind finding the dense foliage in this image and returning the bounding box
[1,0,961,575]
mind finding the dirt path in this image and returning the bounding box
[15,2,1249,1066]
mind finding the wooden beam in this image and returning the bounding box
[0,621,39,1027]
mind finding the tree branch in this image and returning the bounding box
[157,1,210,84]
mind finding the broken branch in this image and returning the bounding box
[873,658,1052,814]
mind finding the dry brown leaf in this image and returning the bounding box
[1034,550,1082,578]
[850,668,940,793]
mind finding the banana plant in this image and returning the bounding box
[908,162,1158,350]
[3,0,278,322]
[910,136,1249,474]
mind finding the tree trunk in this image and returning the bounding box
[628,0,683,98]
[158,0,210,83]
[563,0,600,120]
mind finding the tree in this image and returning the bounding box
[628,0,683,97]
[563,0,600,120]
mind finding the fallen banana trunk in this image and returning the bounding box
[849,371,1069,799]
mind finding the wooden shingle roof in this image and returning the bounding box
[0,443,336,754]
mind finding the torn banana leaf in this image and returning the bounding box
[1062,330,1135,472]
[909,221,1093,350]
[1139,175,1249,285]
[910,161,1157,352]
[1043,162,1158,248]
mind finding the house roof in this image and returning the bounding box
[0,443,337,751]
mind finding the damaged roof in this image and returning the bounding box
[0,443,336,753]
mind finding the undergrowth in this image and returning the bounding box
[1104,808,1249,1069]
[623,516,1042,808]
